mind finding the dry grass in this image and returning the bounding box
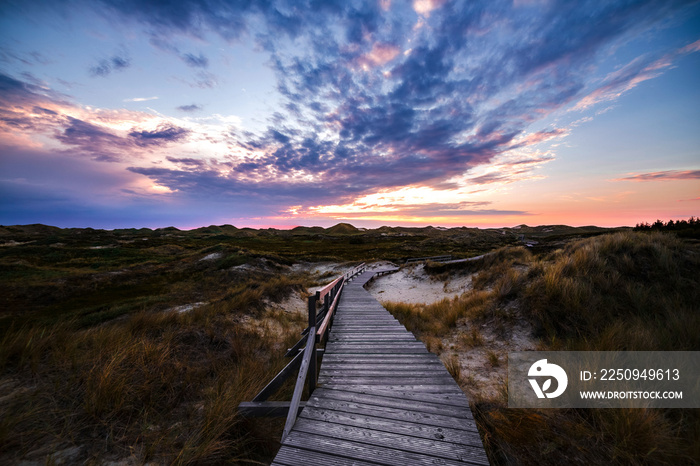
[486,350,500,367]
[522,231,700,350]
[475,397,697,465]
[0,275,309,465]
[442,354,462,382]
[461,327,484,347]
[385,231,700,465]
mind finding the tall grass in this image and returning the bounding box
[523,231,700,350]
[385,231,700,464]
[0,278,308,464]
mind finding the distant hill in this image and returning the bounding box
[0,222,624,241]
[0,224,62,237]
[291,226,326,235]
[326,223,360,235]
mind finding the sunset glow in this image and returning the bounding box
[1,1,698,229]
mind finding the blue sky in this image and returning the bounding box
[1,0,699,229]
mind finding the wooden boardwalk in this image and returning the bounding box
[271,270,489,465]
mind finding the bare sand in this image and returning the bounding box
[365,262,473,305]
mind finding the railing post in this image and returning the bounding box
[308,292,318,394]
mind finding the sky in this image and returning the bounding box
[1,0,699,230]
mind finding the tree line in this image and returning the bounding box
[633,216,700,236]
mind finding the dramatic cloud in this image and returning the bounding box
[48,1,698,212]
[575,40,700,111]
[182,52,208,68]
[177,104,202,112]
[614,170,700,182]
[89,54,131,77]
[1,1,698,227]
[128,124,190,146]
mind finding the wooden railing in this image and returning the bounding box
[237,262,365,440]
[404,254,452,264]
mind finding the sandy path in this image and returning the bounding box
[365,263,472,304]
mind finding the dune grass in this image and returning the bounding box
[1,305,308,464]
[0,264,311,464]
[385,231,700,465]
[2,225,697,463]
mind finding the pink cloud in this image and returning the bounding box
[515,128,568,147]
[357,43,401,69]
[574,40,700,111]
[614,170,700,182]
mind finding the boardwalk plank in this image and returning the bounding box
[271,269,487,465]
[272,445,378,465]
[320,364,446,372]
[320,368,450,376]
[284,431,473,466]
[311,387,474,419]
[320,376,456,385]
[321,354,442,363]
[299,406,484,446]
[293,418,489,465]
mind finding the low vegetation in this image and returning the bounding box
[0,273,313,464]
[386,230,700,465]
[0,226,334,464]
[2,222,697,464]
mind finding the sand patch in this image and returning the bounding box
[166,302,208,314]
[448,316,537,399]
[365,263,473,304]
[199,252,223,261]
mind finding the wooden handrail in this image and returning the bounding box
[317,275,343,301]
[317,280,343,340]
[405,255,452,264]
[281,323,316,441]
[253,349,304,402]
[238,263,360,424]
[345,262,365,279]
[316,262,363,301]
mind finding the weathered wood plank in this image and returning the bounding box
[273,444,377,466]
[317,280,344,339]
[319,368,449,376]
[299,406,484,446]
[311,387,474,419]
[306,396,479,432]
[320,376,457,386]
[327,338,419,343]
[320,363,445,371]
[322,353,441,362]
[284,430,474,466]
[320,367,453,376]
[325,342,427,349]
[325,348,430,355]
[329,326,407,330]
[325,346,428,352]
[332,331,413,336]
[330,327,407,332]
[293,418,490,465]
[323,384,470,403]
[324,351,430,357]
[281,324,316,441]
